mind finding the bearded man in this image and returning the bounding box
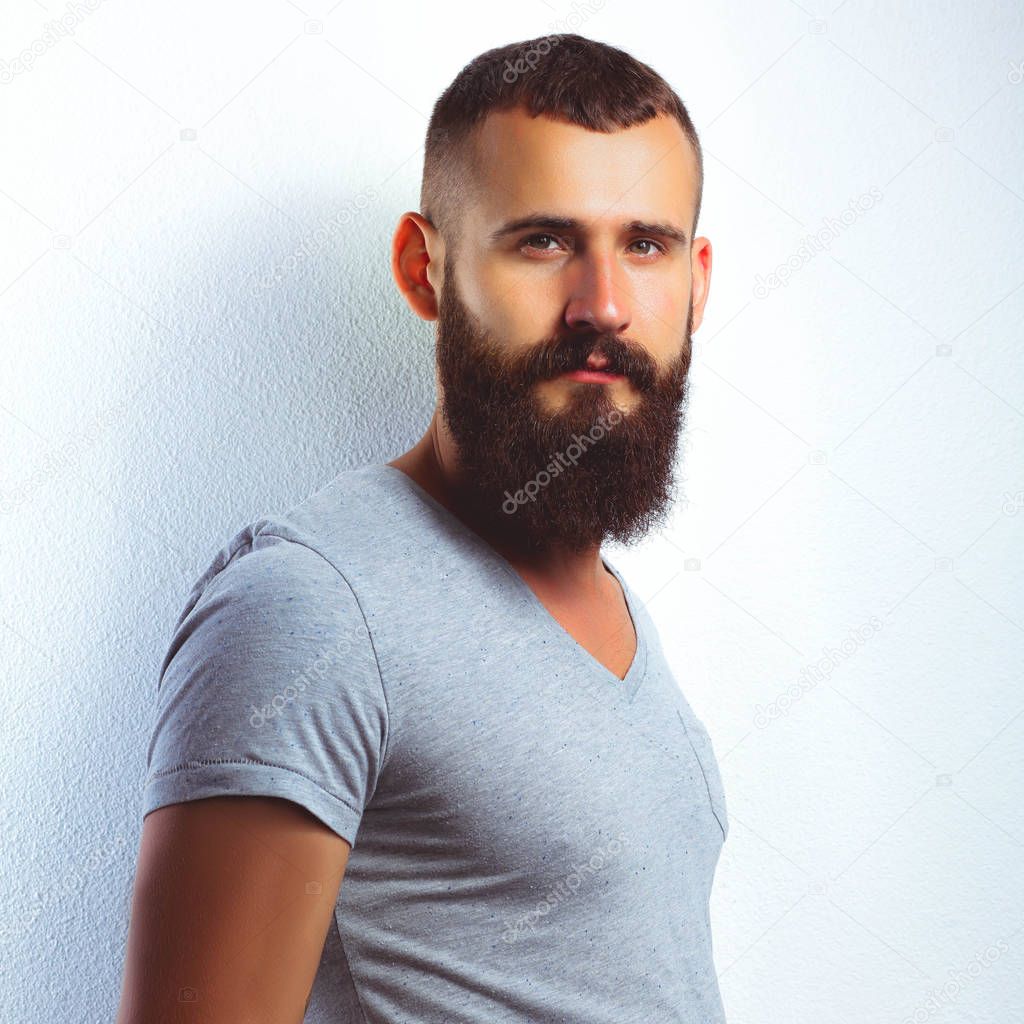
[120,32,728,1024]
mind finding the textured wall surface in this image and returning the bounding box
[1,2,1022,1022]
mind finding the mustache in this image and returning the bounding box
[509,333,658,390]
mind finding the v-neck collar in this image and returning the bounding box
[374,463,649,702]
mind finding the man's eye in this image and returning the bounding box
[521,233,562,252]
[520,235,666,257]
[629,238,665,256]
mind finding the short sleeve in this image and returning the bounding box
[142,527,388,850]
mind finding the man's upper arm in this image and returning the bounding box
[142,529,388,848]
[115,795,351,1024]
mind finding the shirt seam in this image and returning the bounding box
[146,756,363,818]
[255,529,394,791]
[601,558,650,694]
[260,529,379,1024]
[675,710,728,841]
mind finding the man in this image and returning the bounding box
[116,32,727,1024]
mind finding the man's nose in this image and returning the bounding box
[563,253,632,337]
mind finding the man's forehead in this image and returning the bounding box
[467,108,698,235]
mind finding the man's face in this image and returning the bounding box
[432,109,705,557]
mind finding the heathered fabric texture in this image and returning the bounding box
[142,462,729,1023]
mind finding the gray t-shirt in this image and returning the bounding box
[143,462,729,1023]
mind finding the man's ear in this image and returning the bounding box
[391,211,444,321]
[688,236,712,334]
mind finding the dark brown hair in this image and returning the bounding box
[421,33,703,257]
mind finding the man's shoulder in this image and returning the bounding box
[271,462,391,546]
[175,464,397,624]
[258,460,417,565]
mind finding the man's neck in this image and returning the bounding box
[386,420,612,602]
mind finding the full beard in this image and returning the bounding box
[435,253,693,558]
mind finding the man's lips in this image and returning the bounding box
[559,369,626,383]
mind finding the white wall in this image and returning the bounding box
[1,2,1021,1021]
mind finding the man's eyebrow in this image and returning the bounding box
[487,213,689,247]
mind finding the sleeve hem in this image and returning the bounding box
[142,760,364,849]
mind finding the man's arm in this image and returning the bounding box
[114,795,352,1024]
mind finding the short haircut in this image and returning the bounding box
[421,33,703,259]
